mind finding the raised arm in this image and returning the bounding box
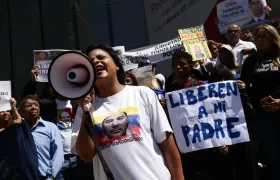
[10,98,22,123]
[21,66,39,98]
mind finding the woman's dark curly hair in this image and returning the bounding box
[84,43,126,94]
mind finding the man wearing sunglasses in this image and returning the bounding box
[222,24,256,65]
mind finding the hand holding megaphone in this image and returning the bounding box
[76,90,95,112]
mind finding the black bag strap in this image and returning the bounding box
[83,112,115,180]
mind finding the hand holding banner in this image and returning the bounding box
[178,25,212,61]
[166,81,250,153]
[33,49,70,82]
[0,81,11,112]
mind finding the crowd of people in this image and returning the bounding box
[0,19,280,180]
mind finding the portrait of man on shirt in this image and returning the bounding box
[102,112,129,139]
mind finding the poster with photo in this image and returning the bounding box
[33,49,69,82]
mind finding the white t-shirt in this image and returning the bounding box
[56,99,73,154]
[73,85,173,180]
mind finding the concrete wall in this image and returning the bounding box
[0,0,91,100]
[0,0,149,100]
[1,0,279,100]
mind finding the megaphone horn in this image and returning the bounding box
[48,51,96,100]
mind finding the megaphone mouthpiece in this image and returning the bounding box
[67,65,89,85]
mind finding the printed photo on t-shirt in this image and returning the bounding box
[93,107,142,150]
[57,108,74,129]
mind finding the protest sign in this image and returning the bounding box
[178,25,212,61]
[120,25,211,71]
[33,49,69,82]
[113,46,142,71]
[143,0,217,44]
[120,37,184,71]
[131,66,153,87]
[166,81,250,153]
[217,0,270,34]
[0,81,11,112]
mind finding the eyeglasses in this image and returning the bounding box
[23,103,40,109]
[227,30,240,34]
[0,110,10,114]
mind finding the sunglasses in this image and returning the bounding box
[227,30,240,34]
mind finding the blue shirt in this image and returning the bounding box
[30,118,64,177]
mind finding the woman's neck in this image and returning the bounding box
[97,82,125,98]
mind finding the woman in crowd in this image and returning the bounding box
[207,41,219,66]
[240,24,280,180]
[125,71,138,86]
[75,43,184,180]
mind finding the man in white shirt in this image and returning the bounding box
[223,24,256,65]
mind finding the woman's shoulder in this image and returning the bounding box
[126,86,159,102]
[243,54,257,65]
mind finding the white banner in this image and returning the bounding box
[121,37,184,71]
[217,0,269,34]
[0,81,11,112]
[143,0,217,44]
[166,81,250,153]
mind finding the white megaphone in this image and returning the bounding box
[48,51,96,100]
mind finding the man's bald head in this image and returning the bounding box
[227,24,241,32]
[226,24,241,45]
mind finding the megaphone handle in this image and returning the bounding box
[84,102,92,112]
